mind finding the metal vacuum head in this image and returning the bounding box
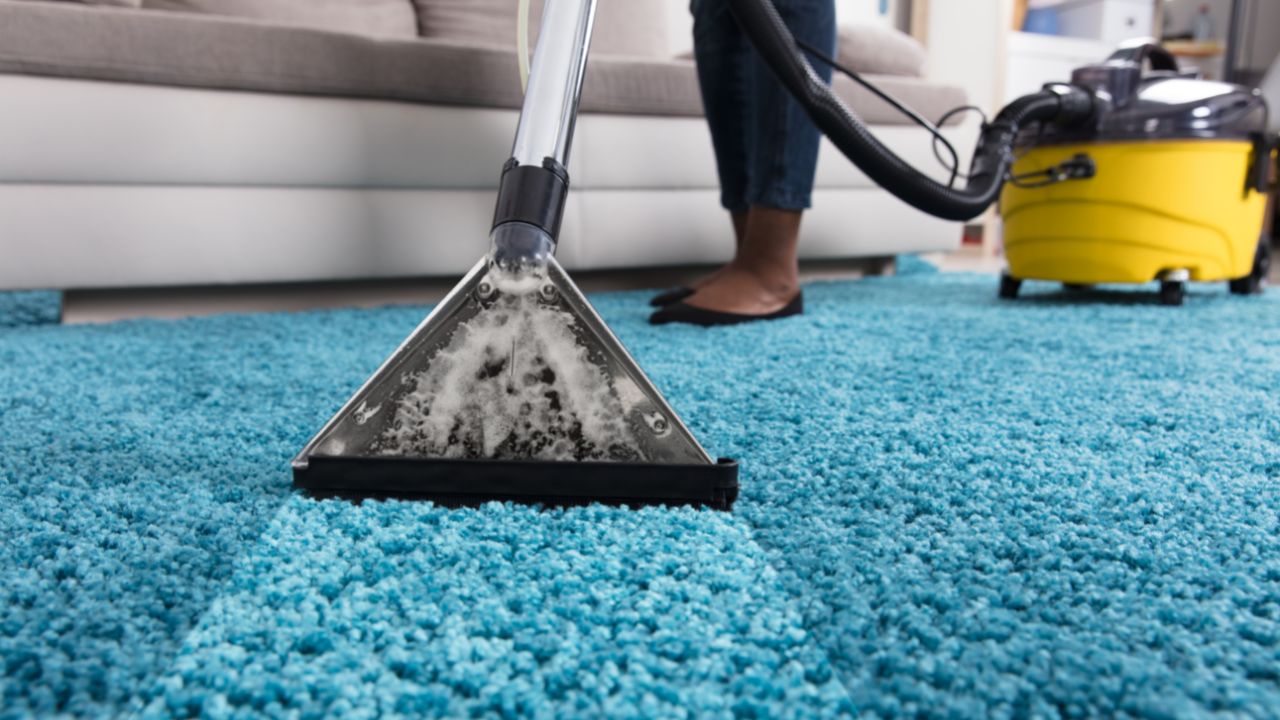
[292,250,738,509]
[294,0,736,509]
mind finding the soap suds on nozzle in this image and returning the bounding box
[375,270,642,461]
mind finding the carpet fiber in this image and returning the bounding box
[2,272,1278,718]
[0,290,59,328]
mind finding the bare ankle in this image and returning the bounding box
[725,259,798,299]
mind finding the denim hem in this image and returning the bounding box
[742,189,813,211]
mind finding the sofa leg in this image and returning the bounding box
[863,256,896,276]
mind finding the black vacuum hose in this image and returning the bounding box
[727,0,1096,221]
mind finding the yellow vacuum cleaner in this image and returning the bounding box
[998,43,1276,305]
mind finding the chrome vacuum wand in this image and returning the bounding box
[488,0,593,277]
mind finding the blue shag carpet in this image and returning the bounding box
[0,290,59,328]
[2,270,1279,718]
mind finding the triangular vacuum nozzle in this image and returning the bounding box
[293,253,738,510]
[295,0,736,509]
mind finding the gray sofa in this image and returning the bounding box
[0,0,968,290]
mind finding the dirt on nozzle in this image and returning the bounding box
[373,264,644,462]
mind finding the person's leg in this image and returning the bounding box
[681,0,836,315]
[682,207,802,313]
[730,209,748,248]
[704,209,749,276]
[683,0,750,291]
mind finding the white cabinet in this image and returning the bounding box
[1055,0,1156,48]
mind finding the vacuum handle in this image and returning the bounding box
[491,0,595,250]
[1107,39,1179,74]
[509,0,596,168]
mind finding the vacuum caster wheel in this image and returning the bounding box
[1229,236,1271,295]
[1159,280,1185,306]
[999,273,1022,300]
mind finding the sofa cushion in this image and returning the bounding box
[0,0,966,122]
[413,0,669,58]
[142,0,417,38]
[837,23,926,77]
[15,0,140,6]
[35,0,140,5]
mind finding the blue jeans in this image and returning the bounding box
[691,0,836,212]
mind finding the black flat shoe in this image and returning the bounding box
[648,292,803,327]
[649,286,696,307]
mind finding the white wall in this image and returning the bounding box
[923,0,1010,116]
[664,0,693,57]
